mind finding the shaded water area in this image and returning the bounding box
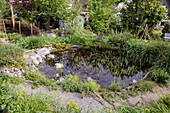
[39,46,146,88]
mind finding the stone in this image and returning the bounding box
[47,33,56,38]
[55,63,64,69]
[87,77,93,82]
[37,48,50,56]
[47,54,55,59]
[141,95,151,104]
[25,64,38,72]
[129,79,137,85]
[30,54,42,65]
[113,102,121,108]
[115,92,122,96]
[57,77,64,83]
[133,79,137,84]
[127,98,140,106]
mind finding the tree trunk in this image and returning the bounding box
[47,14,50,31]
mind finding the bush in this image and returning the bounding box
[0,82,59,112]
[61,75,83,92]
[0,44,25,69]
[68,28,100,45]
[20,35,56,49]
[162,22,170,34]
[7,33,22,43]
[4,19,40,36]
[137,80,153,93]
[84,79,100,92]
[61,75,100,93]
[151,68,169,85]
[24,70,41,81]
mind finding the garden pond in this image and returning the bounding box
[38,45,147,88]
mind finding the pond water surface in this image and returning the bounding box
[39,46,144,88]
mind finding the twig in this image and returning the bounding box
[92,91,114,109]
[126,70,156,90]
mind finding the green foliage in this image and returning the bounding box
[86,0,116,35]
[7,33,22,44]
[0,32,6,38]
[0,0,6,18]
[24,70,41,81]
[162,22,170,35]
[61,75,83,92]
[111,76,121,92]
[61,75,100,93]
[68,28,100,45]
[137,80,153,93]
[158,94,170,109]
[0,44,25,69]
[151,68,169,85]
[36,77,58,90]
[65,100,82,113]
[0,74,23,85]
[20,35,56,49]
[84,79,100,92]
[0,81,59,112]
[108,34,170,72]
[121,0,168,36]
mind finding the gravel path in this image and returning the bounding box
[15,84,103,112]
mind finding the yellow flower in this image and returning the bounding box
[145,108,150,112]
[71,100,75,106]
[18,95,24,99]
[66,102,70,107]
[75,103,78,106]
[137,104,140,107]
[74,106,79,112]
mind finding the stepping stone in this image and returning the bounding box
[127,98,140,106]
[141,95,151,104]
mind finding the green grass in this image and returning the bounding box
[20,35,57,49]
[61,75,100,93]
[0,44,25,69]
[151,68,169,85]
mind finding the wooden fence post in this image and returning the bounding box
[30,23,33,36]
[2,20,7,38]
[19,21,21,35]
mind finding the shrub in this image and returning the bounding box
[24,70,41,81]
[61,75,100,93]
[37,77,57,89]
[84,79,100,92]
[151,68,169,85]
[0,82,59,112]
[137,80,153,93]
[68,28,100,45]
[7,33,22,43]
[61,75,83,92]
[0,44,25,69]
[162,22,170,35]
[158,94,170,108]
[20,35,56,49]
[0,74,23,85]
[111,76,121,92]
[4,19,40,36]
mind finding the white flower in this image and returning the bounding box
[55,63,64,69]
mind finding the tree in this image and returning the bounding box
[120,0,168,38]
[14,0,81,30]
[86,0,118,35]
[0,0,6,19]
